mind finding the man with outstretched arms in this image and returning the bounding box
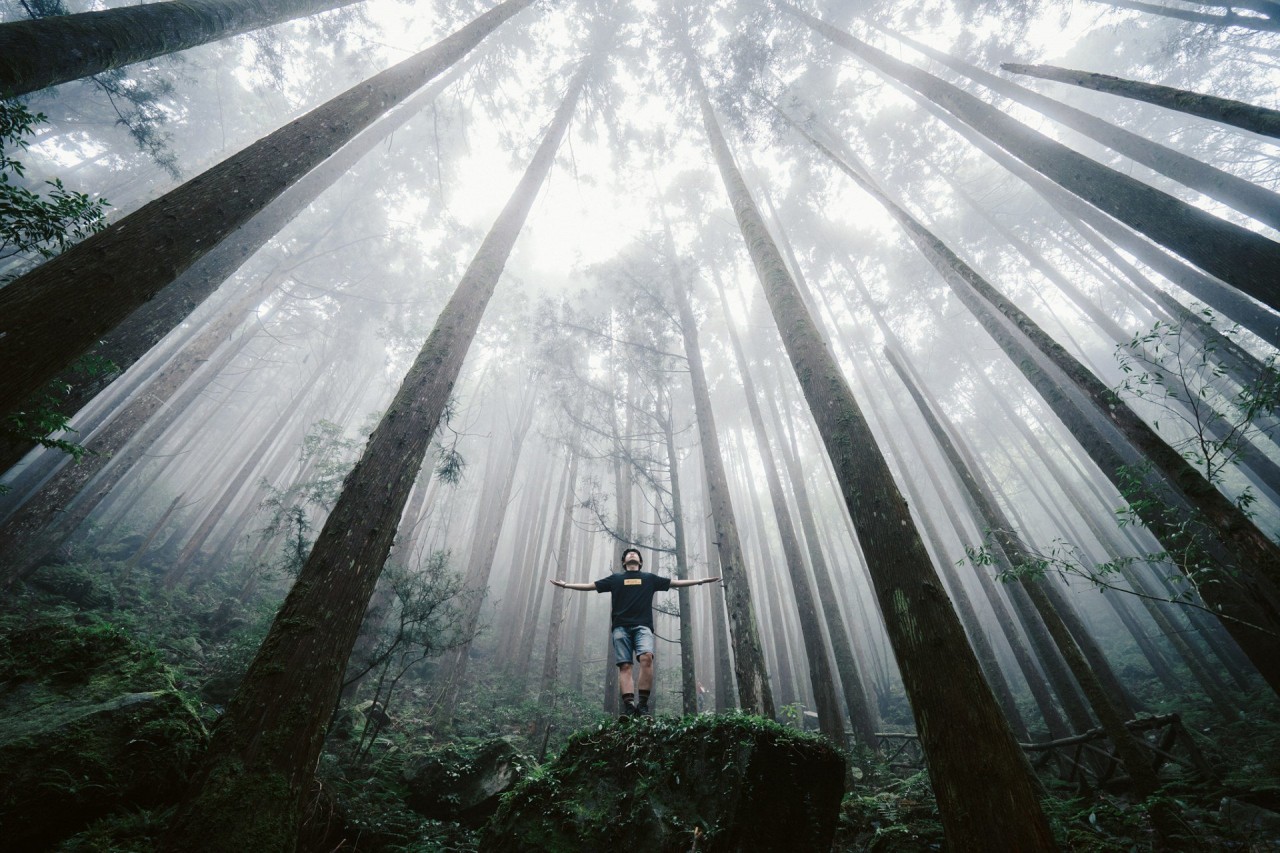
[551,547,720,717]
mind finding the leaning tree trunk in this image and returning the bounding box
[877,28,1280,232]
[905,86,1280,348]
[783,106,1280,694]
[0,59,474,477]
[1001,62,1280,140]
[0,0,536,423]
[704,511,738,711]
[0,0,367,97]
[681,33,1057,851]
[0,284,268,585]
[160,53,591,852]
[434,384,538,724]
[782,4,1280,314]
[671,267,774,717]
[712,271,845,744]
[1089,0,1280,33]
[886,343,1163,798]
[660,399,700,717]
[538,445,583,707]
[765,377,880,744]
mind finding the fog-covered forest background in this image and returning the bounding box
[2,0,1280,849]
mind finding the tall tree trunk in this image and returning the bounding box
[765,376,879,744]
[1089,0,1280,32]
[164,361,331,588]
[660,400,700,716]
[876,28,1280,231]
[681,34,1056,850]
[829,337,1036,739]
[989,387,1245,718]
[435,386,538,723]
[538,446,582,705]
[0,302,277,587]
[756,195,887,744]
[0,59,473,476]
[160,53,591,851]
[0,284,268,581]
[917,91,1280,348]
[712,273,845,742]
[1001,62,1280,140]
[498,453,559,670]
[670,263,774,716]
[783,4,1280,313]
[0,0,367,97]
[785,106,1280,694]
[884,344,1160,796]
[0,0,537,422]
[704,510,737,711]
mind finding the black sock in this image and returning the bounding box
[622,692,635,705]
[638,690,650,703]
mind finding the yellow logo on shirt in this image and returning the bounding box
[624,578,642,586]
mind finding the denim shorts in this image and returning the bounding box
[611,625,655,665]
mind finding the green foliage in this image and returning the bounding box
[487,712,845,851]
[433,394,467,485]
[1114,310,1280,485]
[1,352,118,462]
[0,102,113,462]
[59,807,171,853]
[0,100,109,276]
[0,615,207,849]
[834,770,943,852]
[347,552,480,758]
[0,612,169,695]
[257,418,363,575]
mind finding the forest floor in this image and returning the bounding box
[2,561,1280,851]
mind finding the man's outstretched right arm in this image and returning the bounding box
[550,579,595,591]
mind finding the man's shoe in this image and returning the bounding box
[620,699,639,720]
[635,698,651,717]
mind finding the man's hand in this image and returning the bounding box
[703,576,721,585]
[551,579,567,588]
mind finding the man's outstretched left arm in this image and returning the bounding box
[669,576,720,588]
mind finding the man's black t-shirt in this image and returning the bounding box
[593,571,672,630]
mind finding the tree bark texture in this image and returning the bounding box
[785,4,1280,314]
[671,270,774,717]
[1090,0,1280,32]
[0,60,473,477]
[660,401,700,717]
[160,55,588,852]
[683,37,1057,852]
[1002,62,1280,140]
[0,0,536,423]
[713,273,846,743]
[883,342,1160,796]
[877,29,1280,232]
[0,0,366,97]
[788,108,1280,695]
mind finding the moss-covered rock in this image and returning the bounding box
[403,738,530,826]
[0,615,207,850]
[482,714,845,852]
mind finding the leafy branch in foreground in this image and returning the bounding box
[0,101,111,472]
[1,100,109,280]
[1114,309,1280,487]
[962,533,1274,637]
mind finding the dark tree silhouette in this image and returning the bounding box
[0,0,536,423]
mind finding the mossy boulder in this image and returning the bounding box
[0,616,207,849]
[483,714,845,852]
[403,737,529,826]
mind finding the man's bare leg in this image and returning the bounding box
[636,652,654,715]
[637,653,654,692]
[618,662,634,695]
